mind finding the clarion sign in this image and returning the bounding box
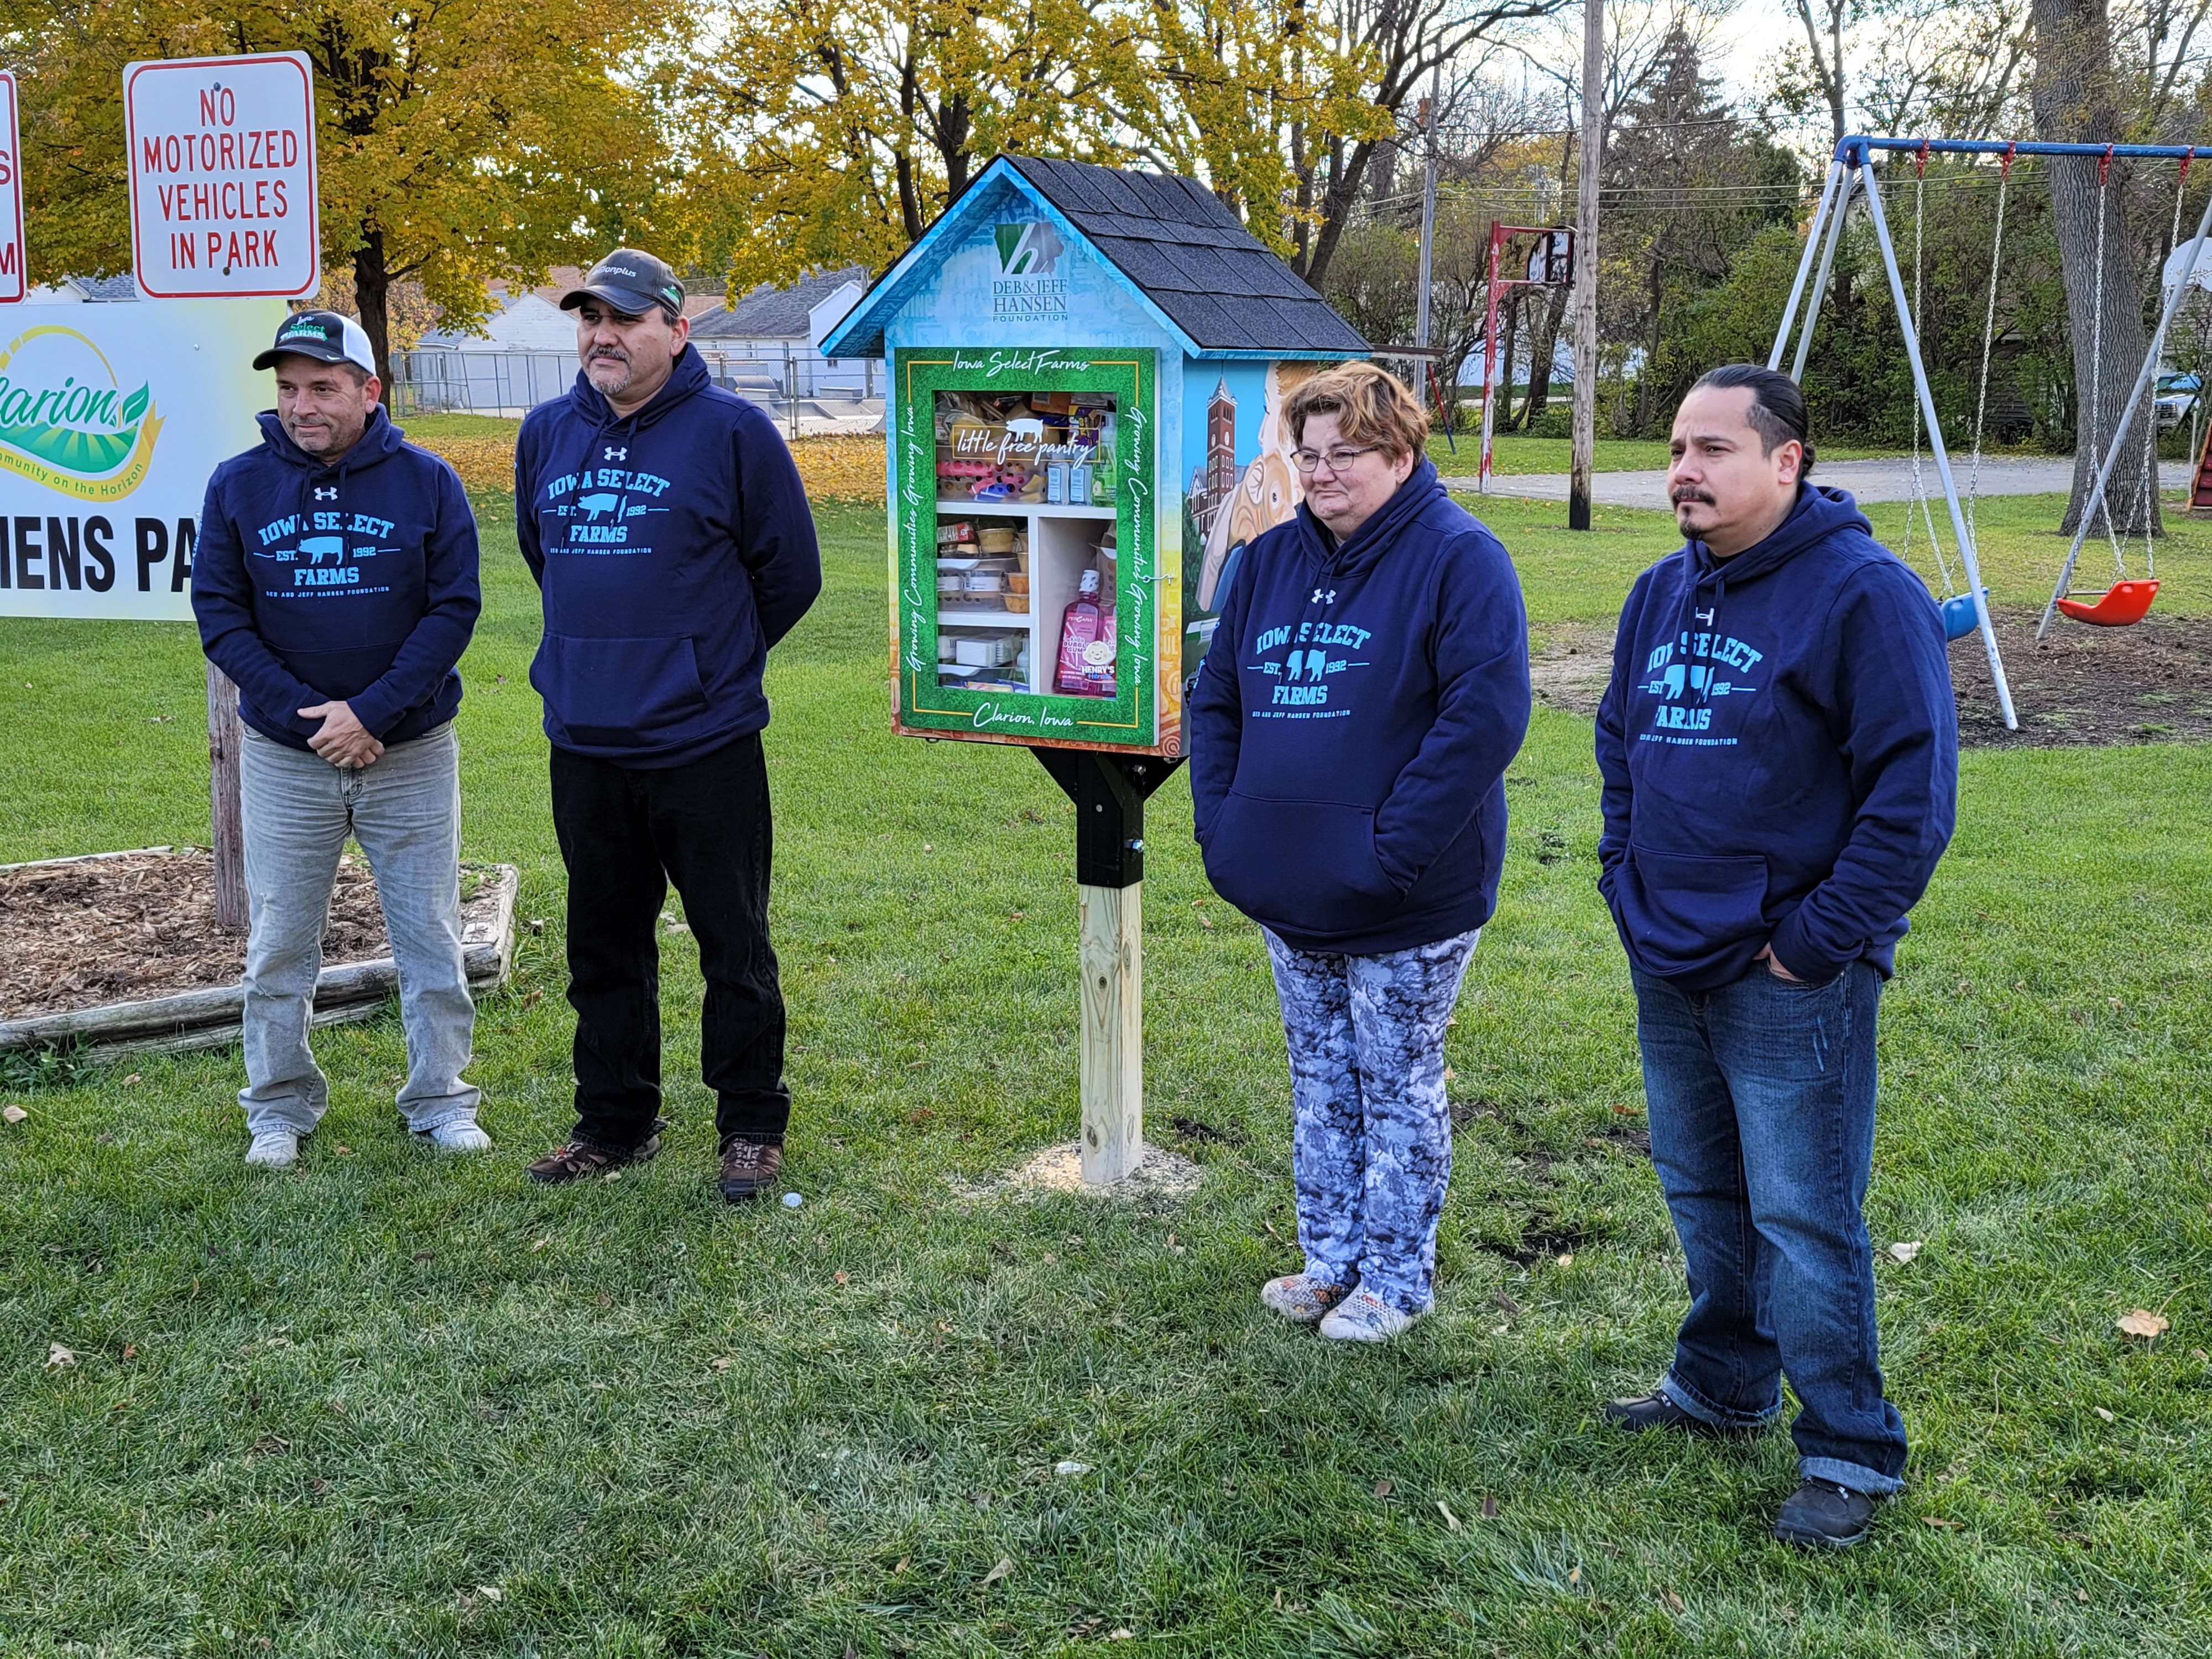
[0,298,284,622]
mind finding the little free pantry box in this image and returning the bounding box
[820,155,1370,759]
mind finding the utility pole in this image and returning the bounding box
[1570,0,1602,530]
[1415,65,1441,358]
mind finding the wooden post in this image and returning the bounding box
[1032,748,1181,1186]
[205,660,247,933]
[1078,879,1142,1183]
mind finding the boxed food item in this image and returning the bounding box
[953,632,1022,667]
[936,521,974,545]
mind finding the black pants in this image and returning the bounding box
[550,733,789,1152]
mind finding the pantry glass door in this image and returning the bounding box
[891,347,1157,748]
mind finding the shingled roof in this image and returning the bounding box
[818,154,1368,360]
[1002,157,1366,354]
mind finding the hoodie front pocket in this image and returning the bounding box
[536,634,708,747]
[1617,844,1770,967]
[1204,795,1402,937]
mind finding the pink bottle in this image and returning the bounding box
[1055,568,1105,695]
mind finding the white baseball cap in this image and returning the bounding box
[254,309,377,374]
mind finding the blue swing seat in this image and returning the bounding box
[1940,589,1990,642]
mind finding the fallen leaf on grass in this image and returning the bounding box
[981,1557,1013,1587]
[1556,1253,1574,1267]
[1568,1567,1581,1585]
[1921,1515,1961,1529]
[1110,1631,1133,1641]
[2076,1588,2089,1602]
[833,1271,849,1286]
[2093,1407,2116,1424]
[1056,1460,1091,1477]
[1436,1500,1461,1531]
[2193,1349,2209,1363]
[477,1586,503,1602]
[710,1357,732,1372]
[1888,1241,1924,1264]
[121,1344,137,1360]
[1494,1291,1522,1315]
[46,1343,75,1368]
[122,1074,141,1087]
[1373,1478,1394,1498]
[2117,1310,2169,1340]
[530,1237,552,1252]
[1667,1592,1684,1613]
[2,1105,26,1124]
[893,1555,911,1575]
[1480,1493,1498,1519]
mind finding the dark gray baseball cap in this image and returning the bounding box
[560,248,686,320]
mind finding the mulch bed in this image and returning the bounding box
[1950,608,2212,747]
[0,849,481,1022]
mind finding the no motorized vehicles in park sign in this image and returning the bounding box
[124,52,319,302]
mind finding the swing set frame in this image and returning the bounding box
[1770,135,2212,734]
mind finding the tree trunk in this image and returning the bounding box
[2032,0,2162,536]
[1525,280,1572,422]
[353,228,394,390]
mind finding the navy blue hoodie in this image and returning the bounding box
[516,346,822,766]
[194,406,481,750]
[1189,461,1531,954]
[1595,484,1958,988]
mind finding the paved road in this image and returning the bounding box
[1442,455,2196,510]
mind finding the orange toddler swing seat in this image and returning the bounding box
[2054,578,2159,627]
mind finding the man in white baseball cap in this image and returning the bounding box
[192,309,488,1167]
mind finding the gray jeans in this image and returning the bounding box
[238,722,479,1137]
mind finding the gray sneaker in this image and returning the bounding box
[1260,1274,1352,1323]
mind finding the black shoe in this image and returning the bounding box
[717,1136,784,1203]
[1772,1479,1877,1549]
[1603,1391,1760,1441]
[525,1120,666,1185]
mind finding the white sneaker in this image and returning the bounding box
[1317,1288,1419,1343]
[246,1130,300,1168]
[421,1120,493,1153]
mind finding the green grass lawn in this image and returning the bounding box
[4,495,2212,1655]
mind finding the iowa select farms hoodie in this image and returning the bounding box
[1189,461,1531,955]
[193,406,481,750]
[1595,484,1958,989]
[515,347,821,766]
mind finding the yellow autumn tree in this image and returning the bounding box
[677,0,1155,295]
[9,0,681,380]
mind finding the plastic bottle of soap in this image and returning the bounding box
[1055,569,1105,695]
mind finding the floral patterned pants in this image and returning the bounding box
[1261,926,1481,1314]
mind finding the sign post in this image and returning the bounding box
[0,74,24,305]
[122,50,321,925]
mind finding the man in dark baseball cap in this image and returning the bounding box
[560,248,687,320]
[253,309,379,375]
[517,242,821,1203]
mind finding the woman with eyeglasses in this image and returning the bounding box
[1189,361,1531,1342]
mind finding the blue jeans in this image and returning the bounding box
[1631,961,1905,1495]
[238,724,480,1139]
[1263,927,1481,1313]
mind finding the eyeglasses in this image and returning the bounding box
[1291,444,1384,474]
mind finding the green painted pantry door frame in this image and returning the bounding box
[893,346,1159,748]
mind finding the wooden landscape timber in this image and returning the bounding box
[0,852,519,1058]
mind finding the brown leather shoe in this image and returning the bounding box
[525,1121,665,1185]
[717,1136,782,1202]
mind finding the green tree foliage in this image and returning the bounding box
[1600,25,1803,434]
